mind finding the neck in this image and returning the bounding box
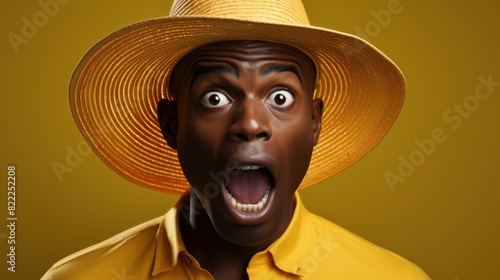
[179,191,294,279]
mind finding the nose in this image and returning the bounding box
[228,97,272,142]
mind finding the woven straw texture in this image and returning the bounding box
[70,0,405,194]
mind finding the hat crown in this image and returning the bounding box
[169,0,310,25]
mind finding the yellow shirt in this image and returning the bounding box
[42,193,430,279]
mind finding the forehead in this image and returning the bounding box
[169,40,316,98]
[190,40,311,61]
[174,40,315,75]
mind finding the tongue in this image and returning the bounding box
[227,169,270,204]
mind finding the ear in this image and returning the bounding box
[157,99,179,150]
[311,98,323,146]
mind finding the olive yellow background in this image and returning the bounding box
[1,0,499,279]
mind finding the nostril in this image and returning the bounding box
[234,131,269,141]
[255,132,268,139]
[236,132,249,141]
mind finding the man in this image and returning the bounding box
[43,0,430,279]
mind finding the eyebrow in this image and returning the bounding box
[261,65,302,84]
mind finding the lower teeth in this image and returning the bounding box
[225,186,271,212]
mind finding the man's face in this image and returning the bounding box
[166,40,322,246]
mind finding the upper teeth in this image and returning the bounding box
[237,165,261,170]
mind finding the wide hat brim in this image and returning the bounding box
[70,16,405,195]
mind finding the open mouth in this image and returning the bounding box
[223,165,274,213]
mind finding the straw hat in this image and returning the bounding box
[70,0,405,195]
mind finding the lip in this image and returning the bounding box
[220,156,277,225]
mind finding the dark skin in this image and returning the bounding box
[158,40,323,279]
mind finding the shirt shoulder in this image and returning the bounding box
[41,215,165,280]
[303,211,430,279]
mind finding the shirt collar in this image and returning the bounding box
[151,191,190,276]
[266,192,310,276]
[151,192,310,277]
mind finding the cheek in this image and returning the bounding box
[273,117,315,183]
[289,128,314,170]
[176,113,226,185]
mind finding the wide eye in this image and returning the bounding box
[266,89,294,108]
[201,91,231,108]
